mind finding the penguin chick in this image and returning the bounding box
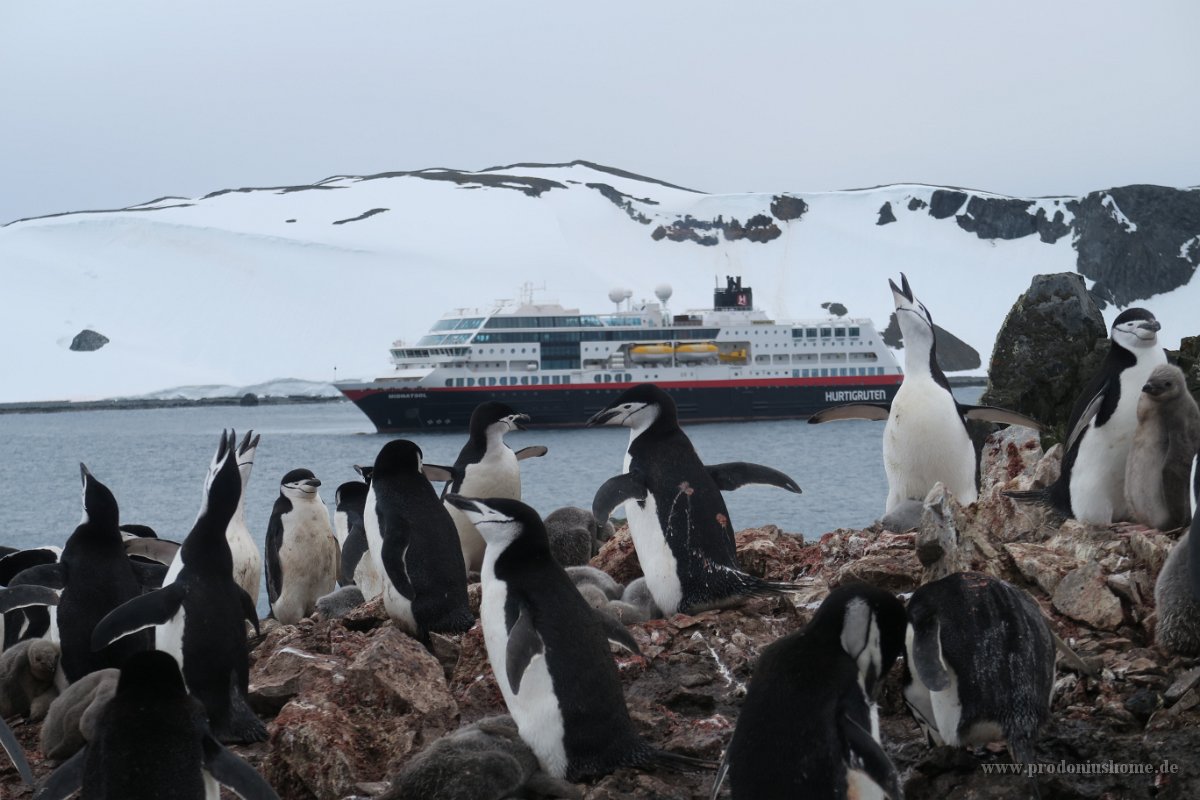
[266,468,339,625]
[316,585,366,620]
[40,668,119,762]
[565,565,624,600]
[621,577,663,621]
[713,583,907,800]
[1125,364,1200,530]
[0,638,59,720]
[546,507,603,564]
[384,714,582,800]
[904,571,1054,791]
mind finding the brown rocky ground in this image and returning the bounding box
[1,426,1197,799]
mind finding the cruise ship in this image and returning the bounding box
[335,277,903,432]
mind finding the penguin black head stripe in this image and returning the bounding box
[470,402,530,438]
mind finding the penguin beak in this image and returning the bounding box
[587,407,620,427]
[888,273,914,305]
[507,414,530,431]
[1138,319,1162,333]
[80,463,92,485]
[304,478,322,489]
[445,494,482,514]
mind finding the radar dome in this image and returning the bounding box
[654,284,673,304]
[608,287,627,305]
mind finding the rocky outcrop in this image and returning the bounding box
[981,272,1110,442]
[68,329,108,352]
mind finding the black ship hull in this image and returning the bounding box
[338,376,902,433]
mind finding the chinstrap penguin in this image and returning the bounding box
[588,383,803,615]
[92,431,266,743]
[442,402,548,573]
[904,571,1055,795]
[1154,456,1200,654]
[265,467,339,624]
[810,273,1042,512]
[1124,364,1200,531]
[1008,307,1167,524]
[36,650,278,800]
[334,479,370,587]
[362,440,473,639]
[0,466,162,682]
[227,430,264,606]
[712,583,907,800]
[446,495,707,781]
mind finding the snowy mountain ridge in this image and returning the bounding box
[3,161,1197,404]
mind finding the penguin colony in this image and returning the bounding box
[0,271,1194,800]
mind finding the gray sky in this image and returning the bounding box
[2,0,1197,225]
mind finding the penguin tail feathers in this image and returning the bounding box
[1001,488,1050,506]
[647,748,719,772]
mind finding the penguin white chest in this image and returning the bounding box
[461,448,522,498]
[1071,357,1165,525]
[226,516,261,603]
[622,493,683,616]
[883,379,975,509]
[274,504,337,623]
[479,558,568,778]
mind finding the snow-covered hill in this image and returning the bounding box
[3,161,1197,403]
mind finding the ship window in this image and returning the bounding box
[820,327,832,338]
[594,376,603,383]
[466,378,475,386]
[849,327,860,337]
[806,328,818,338]
[625,374,632,382]
[445,380,453,387]
[834,328,846,337]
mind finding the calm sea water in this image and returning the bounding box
[0,395,982,613]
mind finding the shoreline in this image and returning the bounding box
[0,395,346,416]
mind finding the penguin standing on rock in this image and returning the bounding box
[265,468,339,624]
[227,430,263,606]
[712,584,907,800]
[810,273,1042,514]
[445,495,710,782]
[36,650,278,800]
[92,431,266,743]
[0,467,162,682]
[442,402,548,573]
[1007,308,1167,525]
[588,383,803,616]
[363,440,474,639]
[904,571,1055,793]
[334,479,371,587]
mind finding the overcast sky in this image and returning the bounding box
[2,1,1196,225]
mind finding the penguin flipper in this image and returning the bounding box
[1065,388,1107,453]
[506,606,544,695]
[592,473,649,524]
[706,463,802,494]
[592,608,641,655]
[807,403,891,423]
[8,562,65,591]
[265,511,285,605]
[709,749,731,799]
[840,713,902,800]
[515,445,549,460]
[0,583,61,613]
[0,549,59,586]
[961,405,1045,430]
[203,735,280,800]
[124,537,181,566]
[0,714,34,787]
[909,619,951,691]
[1190,512,1200,604]
[379,533,415,599]
[91,583,187,650]
[421,463,456,483]
[131,559,170,589]
[239,587,261,636]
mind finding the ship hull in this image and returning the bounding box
[337,376,902,433]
